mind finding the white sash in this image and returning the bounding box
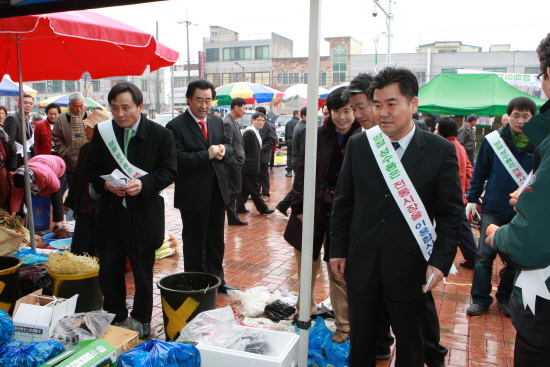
[366,126,457,274]
[485,130,528,187]
[97,120,169,205]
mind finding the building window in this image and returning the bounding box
[206,73,222,86]
[438,50,457,53]
[483,67,507,73]
[416,71,426,83]
[525,67,539,74]
[205,48,219,62]
[254,72,270,85]
[32,83,46,93]
[52,80,63,93]
[141,80,148,91]
[222,47,251,61]
[211,31,218,37]
[303,72,327,86]
[65,80,80,92]
[92,80,101,92]
[441,68,458,74]
[255,45,269,59]
[222,73,239,85]
[332,45,347,84]
[277,73,300,85]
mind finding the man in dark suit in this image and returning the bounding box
[4,93,34,166]
[236,112,274,215]
[256,106,277,202]
[166,79,237,294]
[223,98,247,226]
[87,82,177,338]
[330,67,463,366]
[284,110,300,177]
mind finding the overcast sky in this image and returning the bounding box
[95,0,548,65]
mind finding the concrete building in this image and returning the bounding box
[28,67,167,114]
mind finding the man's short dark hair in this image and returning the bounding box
[108,82,143,106]
[186,79,216,100]
[212,109,220,114]
[436,117,458,138]
[230,98,246,109]
[13,173,24,189]
[536,33,550,79]
[92,107,103,111]
[326,86,348,113]
[300,106,307,118]
[368,67,418,102]
[344,74,375,101]
[0,106,8,116]
[293,110,300,116]
[21,93,34,102]
[506,97,537,116]
[255,106,267,115]
[45,103,61,114]
[252,112,266,121]
[466,114,478,123]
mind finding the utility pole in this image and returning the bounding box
[177,16,197,86]
[155,21,160,114]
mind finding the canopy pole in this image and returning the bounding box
[16,37,36,251]
[297,0,322,366]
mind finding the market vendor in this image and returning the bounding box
[10,155,66,224]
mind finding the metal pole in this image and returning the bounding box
[186,21,191,84]
[171,65,175,119]
[16,37,36,251]
[387,0,393,66]
[297,0,321,365]
[156,21,161,114]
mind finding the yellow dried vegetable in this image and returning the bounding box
[46,251,99,274]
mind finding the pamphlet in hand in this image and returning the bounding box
[100,169,130,189]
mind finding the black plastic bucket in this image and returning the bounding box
[0,256,22,315]
[47,270,103,312]
[157,272,221,341]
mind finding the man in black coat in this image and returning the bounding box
[166,79,237,294]
[256,106,277,201]
[4,94,34,166]
[223,98,247,226]
[284,110,300,177]
[87,82,177,338]
[236,112,274,215]
[330,67,463,366]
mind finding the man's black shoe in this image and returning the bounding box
[236,209,250,214]
[141,323,151,338]
[228,219,248,226]
[376,350,391,360]
[276,204,288,217]
[261,208,275,215]
[466,303,489,316]
[218,284,239,294]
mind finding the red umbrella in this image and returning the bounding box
[0,10,178,250]
[0,10,178,81]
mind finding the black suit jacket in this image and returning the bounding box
[87,115,177,255]
[166,110,233,211]
[4,112,31,145]
[330,126,463,301]
[241,129,261,175]
[259,121,277,163]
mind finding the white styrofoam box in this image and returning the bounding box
[196,325,299,367]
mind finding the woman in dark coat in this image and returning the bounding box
[284,87,360,343]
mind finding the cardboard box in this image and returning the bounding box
[102,325,139,357]
[11,289,78,344]
[39,338,116,367]
[196,325,299,367]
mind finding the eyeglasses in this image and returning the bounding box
[536,72,546,81]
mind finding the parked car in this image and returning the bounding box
[152,113,176,127]
[274,115,293,145]
[236,110,255,133]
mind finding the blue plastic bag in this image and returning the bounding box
[32,195,51,231]
[118,339,200,367]
[0,310,13,348]
[305,316,350,367]
[13,248,48,266]
[0,340,65,367]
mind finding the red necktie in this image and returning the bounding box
[198,121,208,141]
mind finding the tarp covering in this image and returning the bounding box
[418,73,547,116]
